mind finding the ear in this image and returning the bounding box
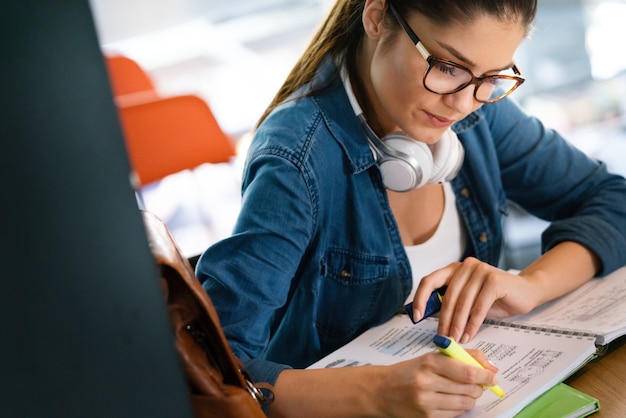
[362,0,387,40]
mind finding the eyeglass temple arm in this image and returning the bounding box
[388,3,430,61]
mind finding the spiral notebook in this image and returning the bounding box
[483,265,626,346]
[308,266,626,417]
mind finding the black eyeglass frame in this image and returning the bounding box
[388,3,525,103]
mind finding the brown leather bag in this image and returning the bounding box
[142,211,273,417]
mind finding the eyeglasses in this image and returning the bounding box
[388,3,525,103]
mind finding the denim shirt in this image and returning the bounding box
[196,57,626,386]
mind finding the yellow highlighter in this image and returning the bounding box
[433,334,506,397]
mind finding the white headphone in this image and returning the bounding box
[341,65,465,192]
[361,119,465,191]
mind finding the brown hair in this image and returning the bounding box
[256,0,537,126]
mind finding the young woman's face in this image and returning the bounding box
[363,5,526,144]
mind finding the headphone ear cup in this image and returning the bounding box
[430,130,465,184]
[380,132,433,191]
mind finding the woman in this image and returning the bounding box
[196,0,626,416]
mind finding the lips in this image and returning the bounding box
[425,111,455,128]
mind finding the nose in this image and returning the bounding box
[443,85,478,115]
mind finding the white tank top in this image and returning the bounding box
[403,182,467,304]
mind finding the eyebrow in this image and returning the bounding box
[436,40,514,73]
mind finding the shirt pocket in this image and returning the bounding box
[316,247,390,352]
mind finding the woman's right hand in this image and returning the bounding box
[374,349,498,417]
[269,349,498,418]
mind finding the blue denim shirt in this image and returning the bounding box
[196,57,626,386]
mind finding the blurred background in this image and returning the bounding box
[89,0,626,268]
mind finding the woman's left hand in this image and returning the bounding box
[413,257,539,343]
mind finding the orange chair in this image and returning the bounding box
[105,55,155,97]
[104,54,236,187]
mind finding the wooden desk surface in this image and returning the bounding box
[565,335,626,417]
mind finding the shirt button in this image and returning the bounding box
[340,269,351,279]
[479,232,488,243]
[461,188,470,198]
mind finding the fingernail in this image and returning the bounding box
[413,309,421,322]
[460,333,470,344]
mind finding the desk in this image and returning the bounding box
[565,335,626,417]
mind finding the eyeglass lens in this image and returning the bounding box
[426,59,520,102]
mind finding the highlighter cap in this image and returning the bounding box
[433,334,452,349]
